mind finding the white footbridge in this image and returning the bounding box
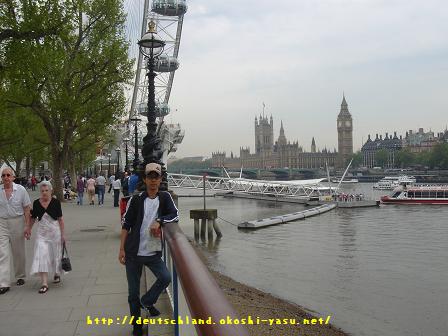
[167,173,333,198]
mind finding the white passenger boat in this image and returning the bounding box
[381,184,448,204]
[373,175,416,190]
[331,178,359,184]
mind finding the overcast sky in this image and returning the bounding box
[126,0,448,158]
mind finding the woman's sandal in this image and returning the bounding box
[38,285,49,294]
[53,275,61,284]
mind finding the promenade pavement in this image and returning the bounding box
[0,190,173,336]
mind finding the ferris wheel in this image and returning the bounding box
[128,0,187,157]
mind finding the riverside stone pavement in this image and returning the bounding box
[0,190,173,336]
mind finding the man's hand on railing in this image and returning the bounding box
[118,249,126,265]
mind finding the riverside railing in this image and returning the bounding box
[161,222,249,336]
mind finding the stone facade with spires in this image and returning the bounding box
[361,128,448,168]
[211,97,353,169]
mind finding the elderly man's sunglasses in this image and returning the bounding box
[1,173,11,177]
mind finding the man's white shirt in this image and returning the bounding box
[0,183,31,218]
[137,197,159,256]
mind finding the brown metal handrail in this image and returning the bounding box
[164,223,249,336]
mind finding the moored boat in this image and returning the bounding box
[381,184,448,204]
[373,175,416,190]
[331,178,359,183]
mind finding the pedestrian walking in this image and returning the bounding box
[0,168,31,295]
[31,175,37,191]
[128,170,139,194]
[95,173,106,206]
[86,176,96,205]
[112,176,121,207]
[122,172,129,197]
[76,175,85,205]
[118,163,178,336]
[108,174,115,193]
[25,181,65,294]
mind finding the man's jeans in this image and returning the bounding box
[125,252,171,326]
[78,192,84,205]
[97,185,105,205]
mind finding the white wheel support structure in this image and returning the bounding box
[127,0,187,163]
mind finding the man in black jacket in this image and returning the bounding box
[119,163,178,336]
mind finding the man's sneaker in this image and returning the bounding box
[140,299,160,316]
[0,287,10,294]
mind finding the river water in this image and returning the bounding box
[175,183,448,336]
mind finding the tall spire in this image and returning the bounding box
[277,120,287,146]
[339,94,351,117]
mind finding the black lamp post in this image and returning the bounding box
[138,20,167,190]
[123,137,130,172]
[107,153,111,176]
[115,147,121,174]
[130,117,141,171]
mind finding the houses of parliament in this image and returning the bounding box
[211,96,353,169]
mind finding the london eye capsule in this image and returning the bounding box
[152,0,187,17]
[137,103,171,118]
[153,55,179,72]
[155,103,170,117]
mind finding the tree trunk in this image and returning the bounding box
[25,156,31,178]
[15,157,23,176]
[51,147,64,201]
[66,147,76,190]
[70,158,77,191]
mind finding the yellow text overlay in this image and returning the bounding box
[86,315,332,326]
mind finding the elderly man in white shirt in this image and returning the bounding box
[0,167,31,294]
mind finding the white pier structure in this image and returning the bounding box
[168,173,332,198]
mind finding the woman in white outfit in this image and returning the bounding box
[24,181,66,294]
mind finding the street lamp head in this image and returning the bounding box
[116,147,121,153]
[138,20,165,57]
[123,137,130,143]
[107,153,111,158]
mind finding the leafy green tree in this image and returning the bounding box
[1,0,133,199]
[168,158,212,173]
[0,84,49,175]
[430,143,448,169]
[415,151,431,167]
[396,148,415,168]
[0,0,65,76]
[350,151,363,168]
[375,149,389,168]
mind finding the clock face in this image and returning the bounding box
[345,120,351,127]
[338,121,342,127]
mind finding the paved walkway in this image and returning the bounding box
[0,190,173,336]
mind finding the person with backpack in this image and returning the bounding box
[121,172,129,197]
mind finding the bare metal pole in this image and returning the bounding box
[203,174,206,210]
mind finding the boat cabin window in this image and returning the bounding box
[414,191,421,198]
[408,191,414,198]
[392,191,401,198]
[421,191,430,198]
[437,191,446,198]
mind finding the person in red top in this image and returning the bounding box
[31,176,37,191]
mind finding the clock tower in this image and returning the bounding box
[337,94,353,168]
